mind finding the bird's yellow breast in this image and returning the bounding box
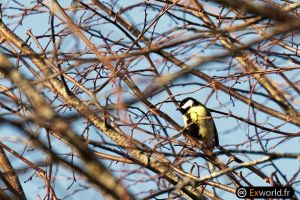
[184,105,214,140]
[181,104,217,149]
[188,106,207,120]
[183,106,207,125]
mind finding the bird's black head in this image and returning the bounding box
[177,97,200,114]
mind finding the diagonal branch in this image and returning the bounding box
[0,51,134,200]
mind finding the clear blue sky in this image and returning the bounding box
[1,0,299,199]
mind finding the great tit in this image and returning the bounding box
[177,97,219,150]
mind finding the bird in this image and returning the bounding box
[177,97,219,150]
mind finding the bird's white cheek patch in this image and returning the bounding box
[181,99,193,109]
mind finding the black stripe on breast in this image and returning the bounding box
[185,114,202,139]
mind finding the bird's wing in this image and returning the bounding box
[212,120,219,146]
[208,110,219,147]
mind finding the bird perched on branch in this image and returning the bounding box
[177,97,219,150]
